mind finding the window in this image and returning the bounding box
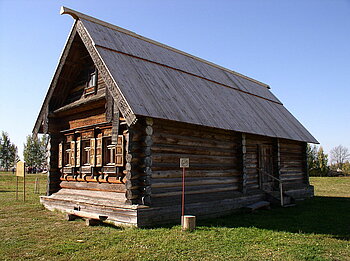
[87,71,97,87]
[81,140,91,165]
[64,142,71,167]
[103,137,116,166]
[84,68,97,96]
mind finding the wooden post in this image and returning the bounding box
[16,176,18,200]
[279,183,284,207]
[182,215,196,231]
[16,161,26,201]
[181,166,185,223]
[34,177,40,194]
[180,158,190,229]
[23,174,26,201]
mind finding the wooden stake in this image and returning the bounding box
[23,175,25,201]
[181,167,185,224]
[34,177,40,194]
[16,176,18,200]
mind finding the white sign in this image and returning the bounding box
[180,158,189,168]
[16,161,25,177]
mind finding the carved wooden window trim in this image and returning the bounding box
[115,135,124,167]
[90,138,96,166]
[58,142,63,168]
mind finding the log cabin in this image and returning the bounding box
[33,7,318,227]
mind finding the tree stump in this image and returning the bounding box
[182,215,196,231]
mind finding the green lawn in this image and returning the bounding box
[0,172,349,260]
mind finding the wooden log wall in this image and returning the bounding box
[279,139,308,188]
[244,134,274,191]
[47,133,61,195]
[150,119,242,207]
[125,118,153,205]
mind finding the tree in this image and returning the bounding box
[330,145,350,170]
[317,146,329,176]
[23,135,48,173]
[307,144,318,175]
[342,161,350,174]
[306,144,329,176]
[0,131,18,171]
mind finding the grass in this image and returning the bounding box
[0,172,349,261]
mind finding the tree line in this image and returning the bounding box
[307,144,350,176]
[0,131,47,173]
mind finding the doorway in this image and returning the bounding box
[258,144,275,191]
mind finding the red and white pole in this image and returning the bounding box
[181,166,185,225]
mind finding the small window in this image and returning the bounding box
[103,137,116,166]
[64,143,71,167]
[81,140,91,165]
[84,68,97,96]
[87,71,97,87]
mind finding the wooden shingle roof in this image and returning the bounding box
[34,7,318,143]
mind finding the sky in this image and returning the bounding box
[0,0,349,159]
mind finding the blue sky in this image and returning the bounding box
[0,0,349,159]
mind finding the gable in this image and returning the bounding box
[49,34,96,110]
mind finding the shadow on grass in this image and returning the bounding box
[197,196,350,240]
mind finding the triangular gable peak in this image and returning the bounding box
[33,20,136,135]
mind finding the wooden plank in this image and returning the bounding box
[151,186,239,198]
[152,169,241,179]
[150,190,243,207]
[152,133,235,150]
[152,176,241,189]
[151,144,237,157]
[152,153,238,165]
[60,181,126,192]
[152,162,237,171]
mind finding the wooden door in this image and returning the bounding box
[259,145,274,191]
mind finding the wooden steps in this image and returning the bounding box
[246,201,270,211]
[264,190,296,207]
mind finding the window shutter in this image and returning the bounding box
[70,141,76,167]
[90,138,96,166]
[76,139,81,167]
[96,134,103,167]
[115,135,124,167]
[58,142,63,168]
